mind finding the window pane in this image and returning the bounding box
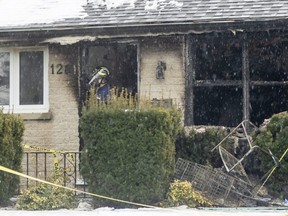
[249,32,288,126]
[250,33,288,81]
[192,34,243,127]
[20,51,43,105]
[194,87,243,127]
[0,52,10,105]
[250,86,288,125]
[195,37,242,81]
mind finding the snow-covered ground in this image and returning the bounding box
[1,206,288,216]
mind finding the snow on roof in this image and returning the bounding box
[145,0,183,11]
[0,0,87,27]
[88,0,137,9]
[1,0,288,31]
[0,0,140,27]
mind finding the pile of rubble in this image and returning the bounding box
[175,120,279,207]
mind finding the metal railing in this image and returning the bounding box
[21,151,87,194]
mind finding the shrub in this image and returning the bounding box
[164,180,213,207]
[253,112,288,197]
[16,175,76,210]
[175,128,228,167]
[0,111,24,205]
[80,91,182,207]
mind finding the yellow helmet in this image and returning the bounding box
[98,66,110,78]
[88,66,110,86]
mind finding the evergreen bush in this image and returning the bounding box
[175,128,228,167]
[16,175,76,210]
[253,112,288,197]
[163,180,213,207]
[80,89,182,207]
[0,111,24,205]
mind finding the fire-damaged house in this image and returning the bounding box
[1,0,288,187]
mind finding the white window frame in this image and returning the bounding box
[0,46,49,114]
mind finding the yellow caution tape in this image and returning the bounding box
[19,144,163,208]
[256,146,288,195]
[22,144,75,161]
[0,164,158,209]
[22,144,75,175]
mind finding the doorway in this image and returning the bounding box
[84,42,138,98]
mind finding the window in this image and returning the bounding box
[186,31,288,127]
[0,52,10,105]
[191,34,243,127]
[0,47,48,113]
[249,32,288,125]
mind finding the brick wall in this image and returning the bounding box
[20,37,185,188]
[139,37,185,109]
[22,44,80,152]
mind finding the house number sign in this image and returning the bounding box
[50,64,74,74]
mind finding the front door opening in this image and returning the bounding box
[84,43,138,99]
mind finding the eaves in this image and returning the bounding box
[0,18,288,43]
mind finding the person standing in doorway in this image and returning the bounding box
[88,66,110,102]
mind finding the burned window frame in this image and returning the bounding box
[185,31,288,127]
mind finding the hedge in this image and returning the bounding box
[253,112,288,197]
[0,111,24,205]
[175,128,228,167]
[80,97,181,207]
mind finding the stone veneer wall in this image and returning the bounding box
[20,44,80,188]
[22,44,79,151]
[139,36,185,110]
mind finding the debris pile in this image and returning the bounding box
[175,120,279,207]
